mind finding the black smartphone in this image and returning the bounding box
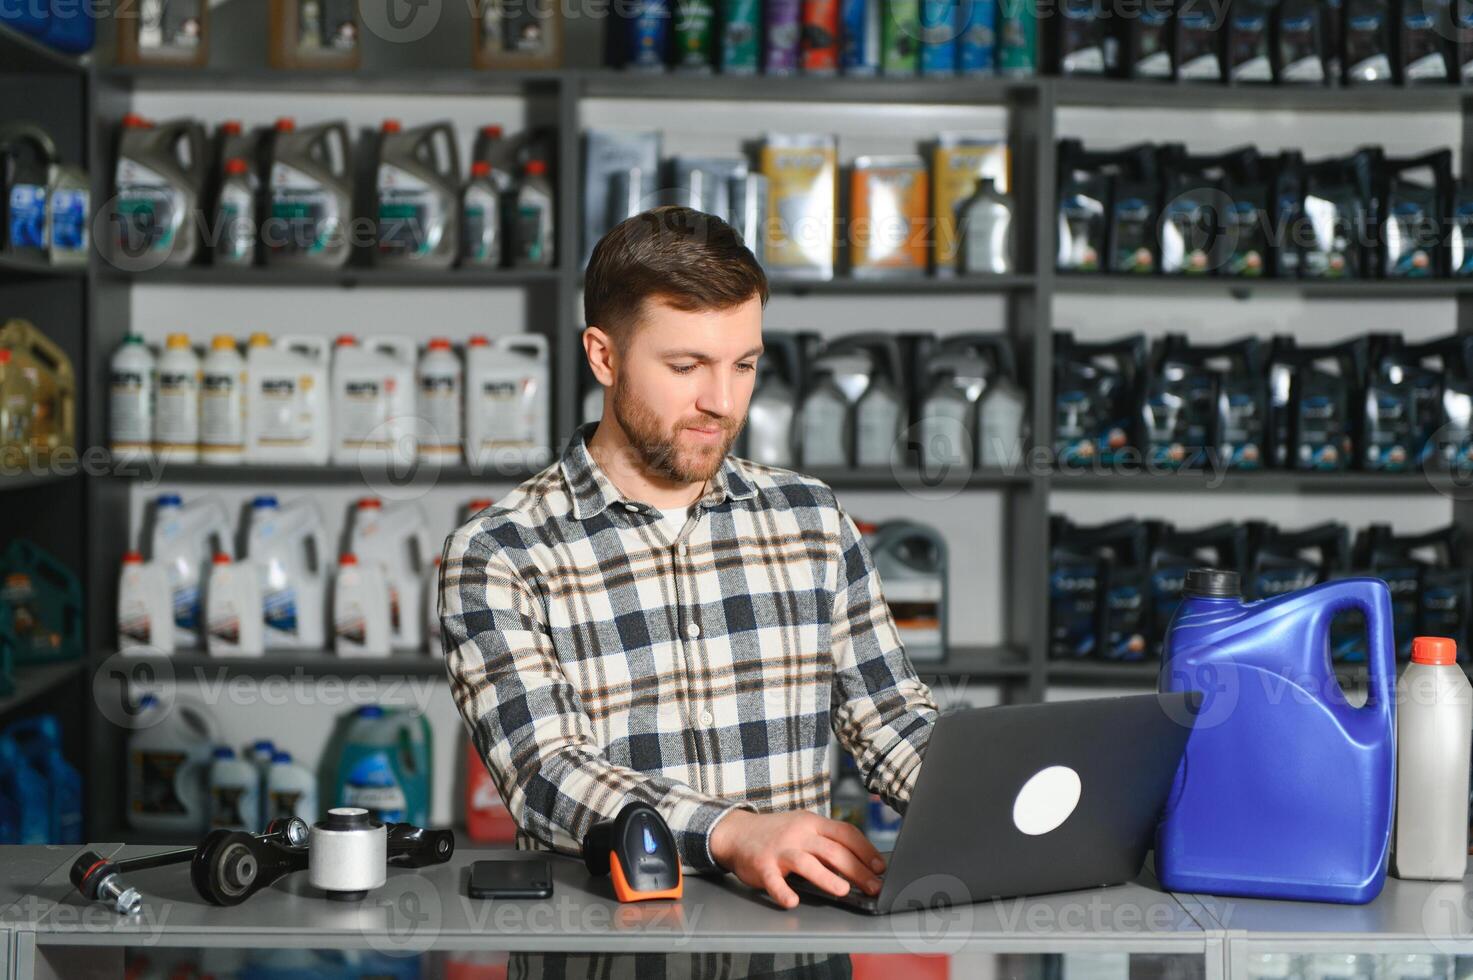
[468,858,554,899]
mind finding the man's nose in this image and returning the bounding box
[695,368,735,418]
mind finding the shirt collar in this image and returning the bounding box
[560,421,757,521]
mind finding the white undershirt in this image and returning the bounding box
[654,505,691,542]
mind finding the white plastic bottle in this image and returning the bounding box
[109,334,155,462]
[465,334,551,471]
[155,333,201,464]
[348,498,430,651]
[417,337,463,461]
[331,334,418,467]
[1393,635,1473,880]
[205,553,265,657]
[150,493,234,650]
[200,335,246,465]
[244,333,331,464]
[424,555,442,654]
[127,694,216,835]
[118,550,175,654]
[208,746,261,832]
[244,495,328,650]
[333,554,392,657]
[266,750,318,824]
[513,159,554,268]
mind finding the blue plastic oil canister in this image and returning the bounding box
[1157,567,1396,904]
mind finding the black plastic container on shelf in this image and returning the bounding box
[1054,331,1148,467]
[1049,515,1110,659]
[1226,0,1280,80]
[1172,0,1227,79]
[1071,519,1154,661]
[1394,333,1473,470]
[1158,144,1262,277]
[1396,0,1455,82]
[1342,0,1395,81]
[1058,139,1163,274]
[1294,149,1378,279]
[1348,525,1468,660]
[1271,150,1307,278]
[1273,0,1328,81]
[1051,0,1115,74]
[1244,520,1350,600]
[1120,0,1178,78]
[1266,336,1366,471]
[1377,149,1452,279]
[1143,335,1269,470]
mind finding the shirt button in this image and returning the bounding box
[623,503,638,513]
[685,622,700,639]
[700,709,714,726]
[677,543,689,556]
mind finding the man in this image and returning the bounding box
[440,205,939,911]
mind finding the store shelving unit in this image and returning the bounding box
[0,22,92,788]
[15,0,1467,837]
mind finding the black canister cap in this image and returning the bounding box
[1183,568,1240,599]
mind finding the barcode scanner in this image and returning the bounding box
[581,801,683,902]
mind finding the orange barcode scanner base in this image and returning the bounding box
[582,801,683,902]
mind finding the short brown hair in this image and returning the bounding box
[584,206,769,345]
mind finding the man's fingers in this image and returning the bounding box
[761,868,799,910]
[813,837,882,895]
[821,819,886,874]
[791,852,850,898]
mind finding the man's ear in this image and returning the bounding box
[584,326,617,388]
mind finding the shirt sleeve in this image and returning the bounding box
[827,504,940,815]
[440,522,755,874]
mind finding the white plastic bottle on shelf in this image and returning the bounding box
[109,334,155,462]
[333,554,392,657]
[244,495,328,650]
[331,334,418,467]
[265,750,318,824]
[465,334,550,471]
[1393,636,1473,880]
[126,694,216,835]
[204,553,265,657]
[244,333,331,464]
[155,333,201,464]
[417,337,463,462]
[348,498,431,651]
[117,550,174,654]
[512,159,554,268]
[208,746,260,832]
[149,493,233,650]
[200,335,246,465]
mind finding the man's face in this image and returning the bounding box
[609,294,764,484]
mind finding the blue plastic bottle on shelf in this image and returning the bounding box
[1157,568,1396,904]
[0,733,49,844]
[41,1,94,53]
[4,715,81,843]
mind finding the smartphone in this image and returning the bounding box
[468,858,554,900]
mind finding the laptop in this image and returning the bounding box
[789,692,1199,914]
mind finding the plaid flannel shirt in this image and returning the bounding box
[440,421,938,873]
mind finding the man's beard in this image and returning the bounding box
[611,379,743,483]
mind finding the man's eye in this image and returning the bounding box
[737,362,756,372]
[671,364,697,375]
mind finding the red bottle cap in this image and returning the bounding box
[1412,636,1458,666]
[467,498,494,512]
[471,161,492,178]
[225,158,250,176]
[275,117,296,133]
[525,159,547,176]
[357,498,383,510]
[428,338,452,351]
[339,554,358,566]
[467,335,490,347]
[382,119,402,134]
[212,553,231,565]
[122,550,144,564]
[480,125,503,138]
[122,113,151,129]
[334,333,358,347]
[221,120,243,136]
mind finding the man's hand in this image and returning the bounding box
[709,809,887,910]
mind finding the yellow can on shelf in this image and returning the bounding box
[0,319,74,464]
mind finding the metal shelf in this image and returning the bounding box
[0,22,87,74]
[0,253,86,280]
[107,461,546,485]
[0,469,79,493]
[97,66,560,95]
[575,68,1037,105]
[98,265,561,289]
[809,466,1032,492]
[1047,660,1161,685]
[768,274,1035,295]
[1051,76,1472,112]
[1054,273,1473,299]
[101,652,447,678]
[0,660,84,718]
[1052,469,1461,495]
[913,645,1031,679]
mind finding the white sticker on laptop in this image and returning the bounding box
[1012,765,1082,836]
